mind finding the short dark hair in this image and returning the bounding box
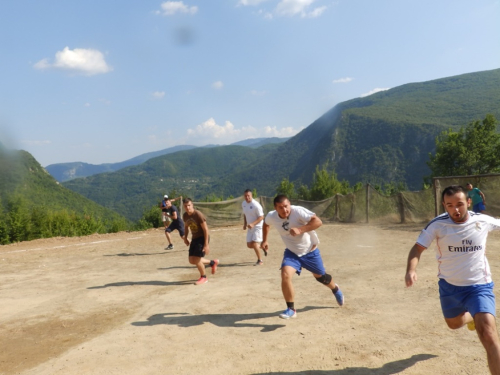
[244,189,252,194]
[273,194,289,206]
[441,185,466,202]
[182,198,193,204]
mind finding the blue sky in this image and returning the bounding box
[1,0,499,167]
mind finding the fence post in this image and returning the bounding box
[398,192,405,223]
[366,183,370,223]
[433,178,440,217]
[334,194,340,221]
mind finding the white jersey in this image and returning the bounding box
[242,199,264,228]
[265,205,319,257]
[416,211,500,286]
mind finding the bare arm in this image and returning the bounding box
[247,215,264,230]
[183,225,190,246]
[405,243,426,287]
[243,214,247,230]
[289,215,322,237]
[261,222,270,252]
[480,191,486,204]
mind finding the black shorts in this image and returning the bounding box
[165,220,185,237]
[189,236,209,258]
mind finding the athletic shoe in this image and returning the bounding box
[211,259,219,275]
[279,308,297,319]
[255,260,263,266]
[333,284,344,307]
[195,277,208,285]
[467,320,476,331]
[166,244,174,250]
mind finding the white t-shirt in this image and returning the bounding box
[416,211,500,286]
[265,205,319,257]
[242,199,264,228]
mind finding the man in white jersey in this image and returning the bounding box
[262,194,344,319]
[405,185,500,374]
[242,189,265,265]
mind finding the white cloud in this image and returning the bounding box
[34,47,112,76]
[212,81,224,89]
[360,88,390,97]
[84,103,91,107]
[238,0,269,5]
[187,118,246,139]
[264,125,302,137]
[158,1,198,16]
[152,91,166,99]
[275,0,326,18]
[332,77,353,84]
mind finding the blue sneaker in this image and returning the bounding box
[279,308,297,319]
[333,284,344,307]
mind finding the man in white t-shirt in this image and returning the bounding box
[262,194,344,319]
[242,189,265,265]
[406,185,500,374]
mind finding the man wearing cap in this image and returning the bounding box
[160,195,183,250]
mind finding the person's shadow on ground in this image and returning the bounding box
[87,280,196,289]
[250,354,437,374]
[131,305,331,332]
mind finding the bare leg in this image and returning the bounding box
[281,266,296,303]
[444,311,473,329]
[476,313,500,375]
[165,231,172,245]
[247,242,262,261]
[189,256,210,277]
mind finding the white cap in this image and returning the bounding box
[164,195,169,199]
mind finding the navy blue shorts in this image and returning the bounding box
[439,279,496,318]
[165,220,185,237]
[281,248,326,276]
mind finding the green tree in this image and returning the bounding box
[428,114,500,177]
[276,178,296,198]
[308,165,349,200]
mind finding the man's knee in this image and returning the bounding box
[315,274,332,285]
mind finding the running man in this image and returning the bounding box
[242,189,265,265]
[405,185,500,374]
[182,198,219,285]
[163,197,184,250]
[466,183,486,214]
[261,194,344,319]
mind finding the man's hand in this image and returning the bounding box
[204,244,210,256]
[289,227,301,237]
[261,241,268,252]
[405,271,417,287]
[243,225,247,230]
[247,223,254,229]
[183,237,190,246]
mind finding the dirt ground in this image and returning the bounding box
[1,222,499,375]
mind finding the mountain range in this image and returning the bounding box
[46,137,290,182]
[57,68,500,221]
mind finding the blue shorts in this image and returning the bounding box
[472,202,486,213]
[438,279,496,318]
[281,248,326,276]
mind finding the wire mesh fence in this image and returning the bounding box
[189,175,500,227]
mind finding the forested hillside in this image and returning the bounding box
[0,148,127,239]
[62,144,281,221]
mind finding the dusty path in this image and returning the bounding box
[0,223,498,374]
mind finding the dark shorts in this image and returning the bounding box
[165,220,185,237]
[281,248,326,276]
[438,279,496,318]
[472,202,486,213]
[189,236,209,258]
